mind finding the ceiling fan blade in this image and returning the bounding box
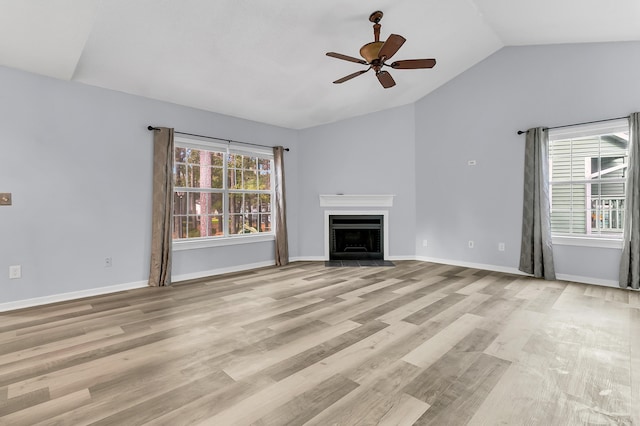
[390,59,437,69]
[376,70,395,89]
[377,34,406,61]
[326,52,367,65]
[333,69,370,84]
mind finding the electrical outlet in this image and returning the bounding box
[468,240,474,249]
[9,265,21,279]
[422,239,428,247]
[105,257,113,268]
[498,242,505,251]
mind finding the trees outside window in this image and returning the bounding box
[172,140,273,241]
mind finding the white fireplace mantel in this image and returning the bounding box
[319,194,395,208]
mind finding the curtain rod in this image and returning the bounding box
[147,126,290,151]
[516,115,629,135]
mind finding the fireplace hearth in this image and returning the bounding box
[329,215,383,260]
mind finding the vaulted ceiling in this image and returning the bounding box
[2,1,640,129]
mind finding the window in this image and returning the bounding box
[548,119,629,241]
[172,136,274,246]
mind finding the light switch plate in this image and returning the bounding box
[0,193,11,206]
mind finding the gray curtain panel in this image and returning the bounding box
[619,113,640,289]
[519,127,556,280]
[149,127,174,287]
[273,146,289,266]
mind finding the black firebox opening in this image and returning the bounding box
[329,215,383,260]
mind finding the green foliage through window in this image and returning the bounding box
[172,143,274,240]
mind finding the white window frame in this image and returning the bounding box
[172,135,275,251]
[548,119,628,249]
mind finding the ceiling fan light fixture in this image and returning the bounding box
[359,42,384,63]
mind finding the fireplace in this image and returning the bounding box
[329,215,384,260]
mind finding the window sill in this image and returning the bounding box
[173,234,275,251]
[552,235,623,249]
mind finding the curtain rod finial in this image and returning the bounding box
[147,126,158,131]
[517,130,526,135]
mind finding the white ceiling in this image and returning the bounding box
[1,0,640,129]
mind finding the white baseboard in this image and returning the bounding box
[0,280,148,313]
[388,255,417,261]
[171,260,275,282]
[286,256,629,289]
[414,256,527,276]
[290,255,525,276]
[555,274,620,288]
[1,261,277,313]
[1,257,628,313]
[415,256,624,289]
[289,256,326,262]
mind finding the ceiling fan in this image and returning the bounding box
[326,11,436,89]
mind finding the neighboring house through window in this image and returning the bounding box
[548,118,629,244]
[172,136,274,247]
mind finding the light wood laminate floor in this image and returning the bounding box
[0,261,639,425]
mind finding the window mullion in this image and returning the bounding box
[271,158,276,234]
[223,146,229,237]
[569,138,574,233]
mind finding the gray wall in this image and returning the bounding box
[2,40,638,307]
[297,104,416,259]
[0,65,298,305]
[414,41,640,284]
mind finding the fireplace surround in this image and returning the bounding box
[329,215,384,260]
[320,195,393,261]
[323,210,390,261]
